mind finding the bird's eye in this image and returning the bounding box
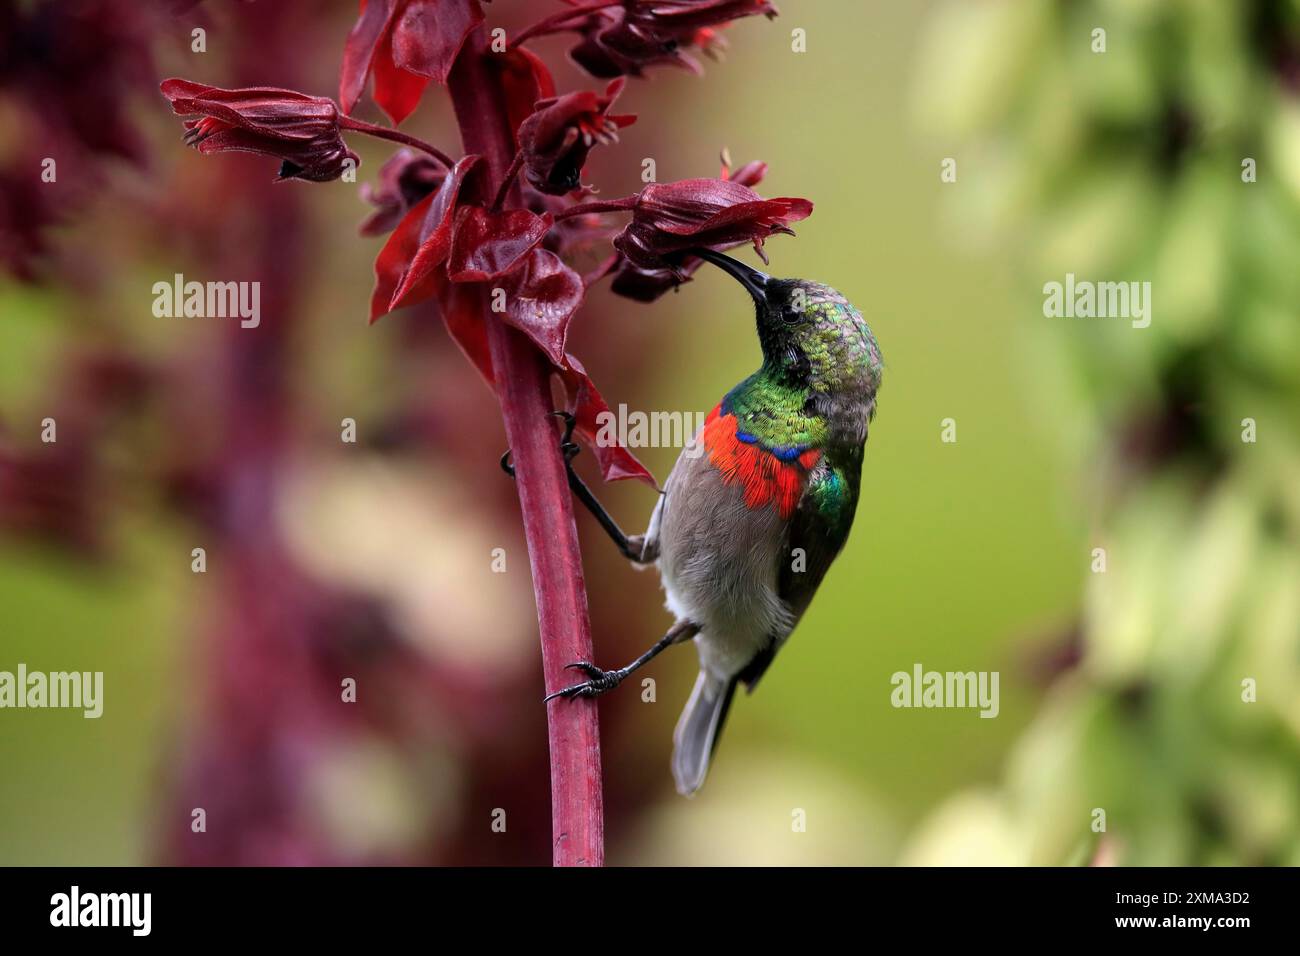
[782,306,802,325]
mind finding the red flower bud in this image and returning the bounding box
[160,79,359,182]
[517,79,636,195]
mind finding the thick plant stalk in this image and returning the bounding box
[448,28,605,867]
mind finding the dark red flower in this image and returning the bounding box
[161,79,360,182]
[340,0,485,125]
[613,175,811,269]
[518,79,636,195]
[607,153,774,299]
[569,0,778,79]
[568,9,680,79]
[359,149,446,236]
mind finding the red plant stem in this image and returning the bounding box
[552,197,638,221]
[448,29,605,867]
[509,0,625,49]
[338,114,457,168]
[490,150,524,211]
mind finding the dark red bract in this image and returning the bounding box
[370,154,484,321]
[340,0,485,124]
[161,79,360,182]
[447,207,553,282]
[498,248,583,364]
[493,46,558,138]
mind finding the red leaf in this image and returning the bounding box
[493,46,557,138]
[339,0,391,115]
[437,280,494,386]
[558,355,656,486]
[499,249,583,365]
[369,154,483,322]
[391,0,484,85]
[447,206,552,282]
[373,25,430,125]
[339,0,481,124]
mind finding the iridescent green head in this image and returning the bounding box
[693,249,882,400]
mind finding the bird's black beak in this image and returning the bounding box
[688,248,770,305]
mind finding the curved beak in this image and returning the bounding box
[688,248,770,304]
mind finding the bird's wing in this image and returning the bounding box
[778,455,860,619]
[740,453,862,692]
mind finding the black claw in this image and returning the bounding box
[543,662,625,703]
[503,412,578,481]
[548,409,577,445]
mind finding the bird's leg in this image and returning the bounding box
[544,620,700,702]
[500,410,658,564]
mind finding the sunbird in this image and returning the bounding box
[509,250,883,795]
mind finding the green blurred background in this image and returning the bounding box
[1,0,1296,866]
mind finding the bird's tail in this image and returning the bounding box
[671,669,738,796]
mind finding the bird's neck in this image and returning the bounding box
[723,368,826,450]
[724,364,872,451]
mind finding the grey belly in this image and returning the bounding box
[645,440,794,680]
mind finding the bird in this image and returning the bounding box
[507,248,883,795]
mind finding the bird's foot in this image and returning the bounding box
[551,410,581,466]
[500,411,579,479]
[544,661,627,702]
